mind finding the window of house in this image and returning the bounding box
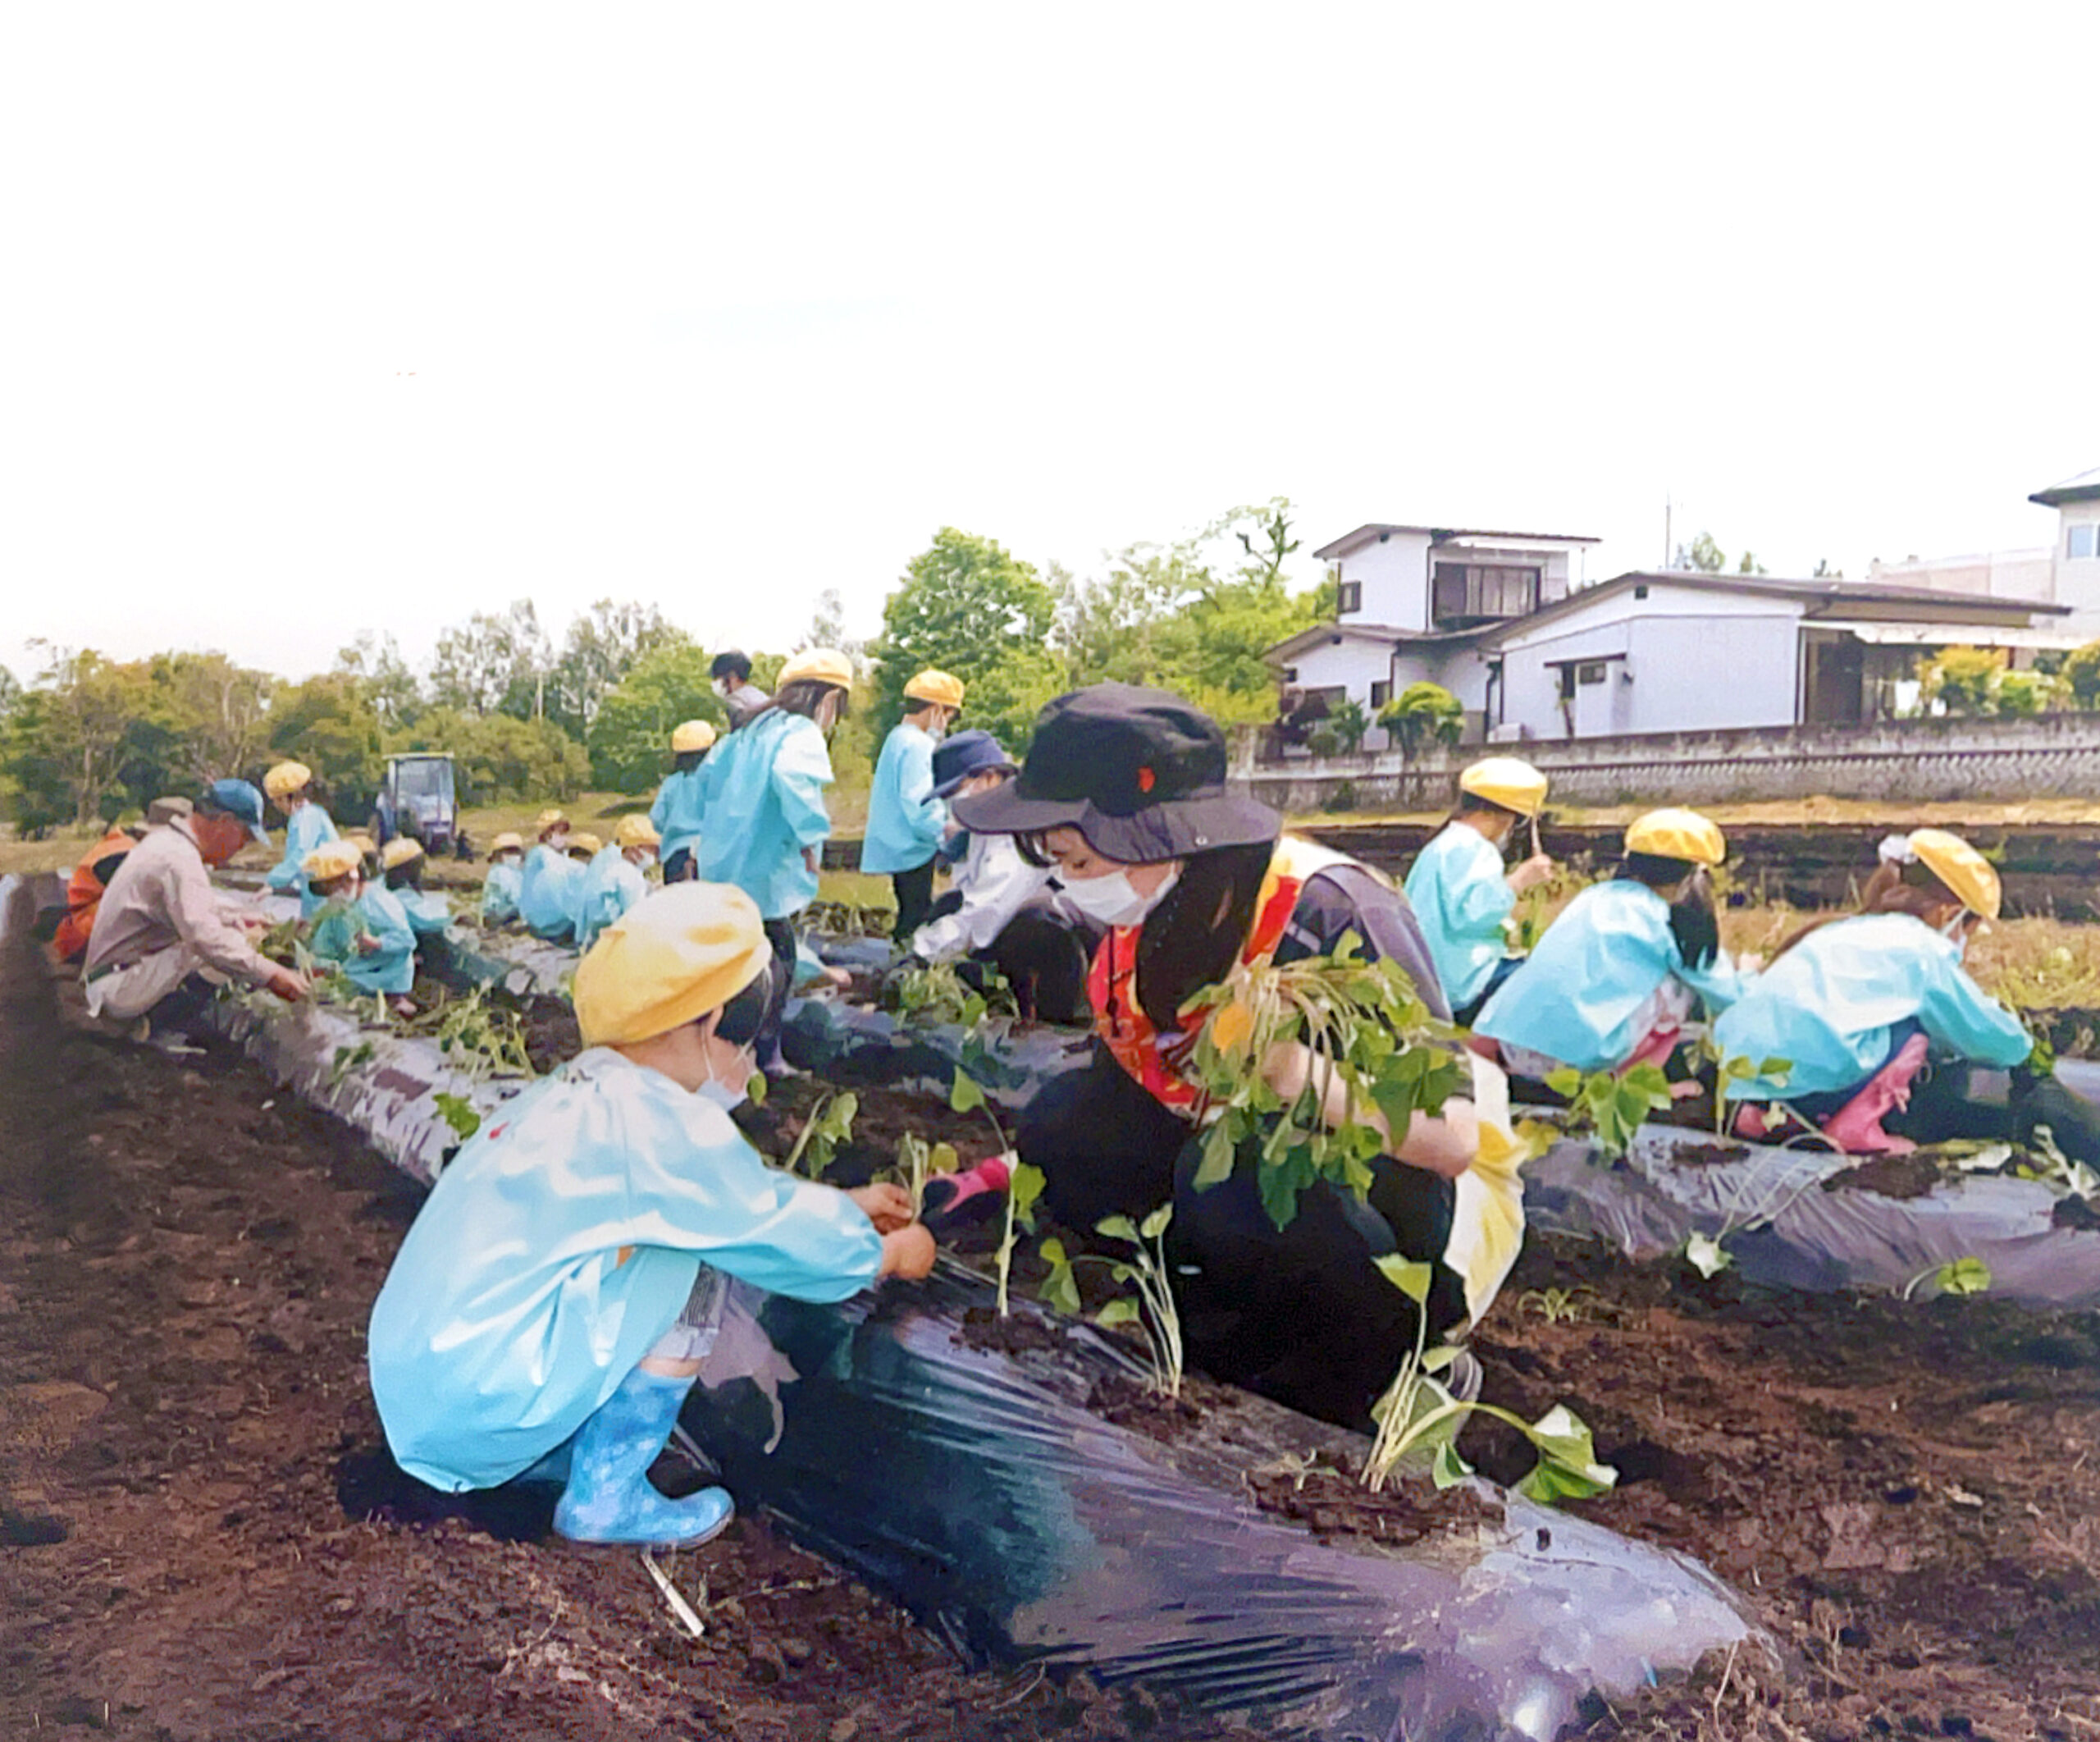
[1432,563,1541,626]
[1577,661,1607,685]
[2071,525,2098,561]
[1337,580,1363,614]
[1369,680,1390,709]
[1557,665,1577,701]
[1281,666,1298,684]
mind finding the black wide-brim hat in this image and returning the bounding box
[952,683,1281,864]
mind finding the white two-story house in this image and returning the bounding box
[1269,523,1600,745]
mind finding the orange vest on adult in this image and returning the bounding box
[1089,835,1354,1114]
[54,825,139,963]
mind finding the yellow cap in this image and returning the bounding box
[1625,807,1727,867]
[778,647,855,690]
[903,668,966,710]
[574,881,771,1048]
[489,831,525,856]
[568,831,604,857]
[303,839,363,882]
[1459,757,1548,818]
[1909,828,2002,920]
[345,830,377,853]
[616,814,660,850]
[534,808,568,835]
[263,761,312,802]
[380,837,424,871]
[670,719,718,754]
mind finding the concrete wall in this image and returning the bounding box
[1230,710,2100,812]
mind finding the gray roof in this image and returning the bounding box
[1313,522,1600,560]
[2030,468,2100,509]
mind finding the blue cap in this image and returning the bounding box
[932,729,1017,799]
[201,778,272,845]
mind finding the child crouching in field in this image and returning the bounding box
[302,839,418,1015]
[365,882,934,1547]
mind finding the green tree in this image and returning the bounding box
[1736,550,1769,575]
[547,600,682,734]
[392,707,590,805]
[870,528,1064,748]
[336,633,422,729]
[799,588,864,661]
[1673,532,1728,573]
[429,601,551,718]
[1995,668,2063,716]
[11,644,152,825]
[1378,682,1465,758]
[587,641,725,792]
[2061,642,2100,709]
[1915,647,2007,716]
[267,674,386,816]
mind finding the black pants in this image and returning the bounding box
[890,860,937,942]
[760,917,797,1058]
[1016,1047,1464,1428]
[662,847,696,885]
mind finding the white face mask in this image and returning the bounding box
[1058,864,1180,929]
[712,679,731,698]
[1940,912,1972,956]
[696,1040,755,1110]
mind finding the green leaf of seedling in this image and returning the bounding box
[1039,1237,1067,1266]
[1545,1068,1583,1100]
[1009,1162,1045,1226]
[1431,1440,1475,1489]
[949,1069,986,1114]
[1759,1057,1793,1081]
[1095,1214,1140,1244]
[745,1072,768,1106]
[1037,1239,1082,1315]
[1514,1404,1618,1505]
[1194,1118,1239,1190]
[1935,1256,1993,1296]
[1420,1344,1460,1373]
[1096,1297,1141,1328]
[1139,1204,1173,1241]
[1374,1255,1434,1305]
[1685,1232,1732,1278]
[432,1093,482,1142]
[928,1142,959,1176]
[1106,1262,1137,1284]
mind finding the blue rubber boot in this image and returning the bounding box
[552,1367,734,1548]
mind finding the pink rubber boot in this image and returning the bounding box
[1819,1034,1930,1155]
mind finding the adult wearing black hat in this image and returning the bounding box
[955,683,1491,1428]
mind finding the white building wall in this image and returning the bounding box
[1337,531,1432,629]
[1284,633,1395,748]
[2052,501,2100,627]
[1488,583,1803,740]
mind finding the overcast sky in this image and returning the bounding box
[4,3,2094,685]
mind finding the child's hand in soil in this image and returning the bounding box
[849,1182,916,1233]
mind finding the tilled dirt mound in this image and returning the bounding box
[0,917,1257,1740]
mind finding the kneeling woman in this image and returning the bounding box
[1475,808,1746,1080]
[367,883,934,1546]
[1714,829,2031,1153]
[956,684,1501,1429]
[1404,757,1555,1023]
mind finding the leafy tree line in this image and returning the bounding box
[2,501,1331,834]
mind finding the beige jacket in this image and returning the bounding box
[83,817,274,988]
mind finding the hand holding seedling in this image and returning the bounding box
[1508,854,1555,895]
[879,1223,937,1280]
[850,1182,916,1233]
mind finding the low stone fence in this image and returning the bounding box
[1231,714,2100,812]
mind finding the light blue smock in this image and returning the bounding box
[574,847,649,953]
[1476,879,1746,1072]
[1404,822,1516,1012]
[481,860,523,926]
[264,802,340,919]
[519,844,582,941]
[861,721,948,876]
[365,1048,885,1491]
[694,710,834,920]
[308,887,418,995]
[1714,912,2030,1100]
[649,766,710,867]
[393,885,452,937]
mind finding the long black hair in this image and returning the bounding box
[714,958,778,1049]
[1018,834,1274,1031]
[673,748,709,775]
[749,679,850,729]
[1615,852,1719,970]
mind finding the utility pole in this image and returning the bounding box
[1662,492,1673,570]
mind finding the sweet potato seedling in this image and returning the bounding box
[1182,934,1461,1229]
[1363,1256,1616,1506]
[783,1090,859,1181]
[1544,1063,1676,1161]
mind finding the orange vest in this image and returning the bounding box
[54,825,139,962]
[1089,835,1353,1113]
